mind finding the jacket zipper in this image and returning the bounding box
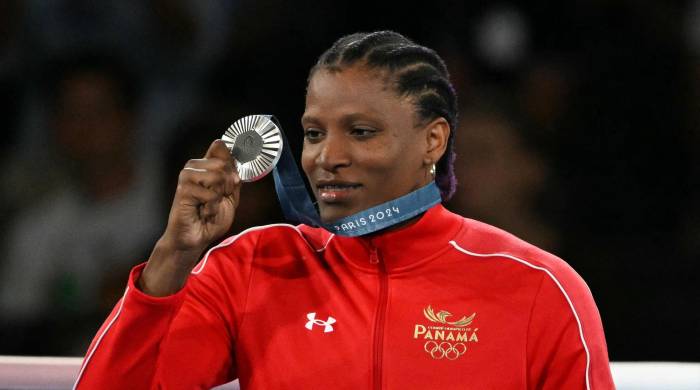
[370,242,388,390]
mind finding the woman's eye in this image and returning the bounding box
[351,127,376,137]
[304,128,323,141]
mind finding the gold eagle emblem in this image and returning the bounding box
[423,305,476,327]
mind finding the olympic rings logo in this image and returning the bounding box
[424,341,467,360]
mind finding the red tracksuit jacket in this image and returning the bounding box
[75,205,615,389]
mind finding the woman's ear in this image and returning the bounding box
[423,117,450,166]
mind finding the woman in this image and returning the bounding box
[75,31,614,389]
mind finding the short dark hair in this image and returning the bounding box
[310,31,458,201]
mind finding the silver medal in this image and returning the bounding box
[221,115,283,182]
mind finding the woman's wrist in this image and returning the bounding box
[139,238,202,297]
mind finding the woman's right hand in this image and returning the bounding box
[140,139,241,296]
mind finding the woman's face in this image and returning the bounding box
[301,65,432,222]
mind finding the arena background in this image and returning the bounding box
[0,0,697,366]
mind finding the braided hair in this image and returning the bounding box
[309,31,458,201]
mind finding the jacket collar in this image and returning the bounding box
[302,204,464,273]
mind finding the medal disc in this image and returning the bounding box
[221,115,283,182]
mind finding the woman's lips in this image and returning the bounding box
[318,184,362,202]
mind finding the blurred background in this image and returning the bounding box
[0,0,697,363]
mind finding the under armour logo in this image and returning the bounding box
[305,312,336,333]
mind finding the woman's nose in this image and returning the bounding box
[317,133,351,172]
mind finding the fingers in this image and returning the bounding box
[199,140,236,173]
[204,139,234,162]
[175,177,235,219]
[181,156,240,196]
[187,185,225,220]
[175,139,241,219]
[181,165,225,188]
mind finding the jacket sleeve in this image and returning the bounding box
[526,267,616,390]
[74,234,255,389]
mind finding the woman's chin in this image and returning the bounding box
[318,204,357,223]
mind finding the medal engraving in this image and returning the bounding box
[222,115,283,182]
